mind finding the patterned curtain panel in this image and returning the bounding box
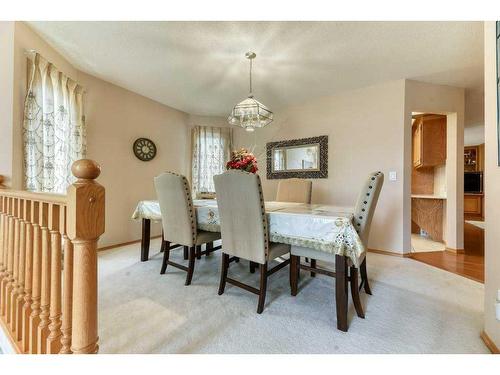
[23,53,87,193]
[191,126,233,196]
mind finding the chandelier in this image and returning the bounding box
[227,52,273,132]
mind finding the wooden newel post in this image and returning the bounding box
[66,160,105,354]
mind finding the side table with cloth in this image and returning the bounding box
[132,199,365,331]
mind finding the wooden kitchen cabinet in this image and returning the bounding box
[412,115,446,169]
[412,121,423,167]
[464,194,483,216]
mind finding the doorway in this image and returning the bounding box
[409,113,448,252]
[409,112,485,283]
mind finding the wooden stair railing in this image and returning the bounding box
[0,160,105,354]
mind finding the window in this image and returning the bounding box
[191,126,233,197]
[23,53,86,193]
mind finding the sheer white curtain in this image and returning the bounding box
[23,53,87,193]
[191,126,233,196]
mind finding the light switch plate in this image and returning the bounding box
[389,171,397,181]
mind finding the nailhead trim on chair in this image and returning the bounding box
[256,175,270,256]
[352,171,384,238]
[165,171,198,245]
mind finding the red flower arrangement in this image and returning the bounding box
[226,148,258,174]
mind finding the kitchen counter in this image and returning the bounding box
[411,194,447,200]
[412,196,445,241]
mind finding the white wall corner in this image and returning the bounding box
[0,21,15,188]
[483,20,500,349]
[404,79,465,251]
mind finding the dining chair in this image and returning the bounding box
[214,170,291,314]
[290,171,384,319]
[154,172,221,285]
[276,178,312,204]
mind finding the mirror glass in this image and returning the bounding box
[273,144,320,172]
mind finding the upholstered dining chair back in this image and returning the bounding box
[276,178,312,204]
[353,171,384,246]
[214,170,268,264]
[154,172,196,247]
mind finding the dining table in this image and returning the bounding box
[132,199,366,331]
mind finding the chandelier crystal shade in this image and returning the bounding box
[228,52,273,132]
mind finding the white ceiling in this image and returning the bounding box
[28,21,484,119]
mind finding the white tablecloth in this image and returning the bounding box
[132,199,365,266]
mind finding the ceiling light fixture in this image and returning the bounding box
[227,52,273,132]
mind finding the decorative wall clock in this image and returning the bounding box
[133,138,157,161]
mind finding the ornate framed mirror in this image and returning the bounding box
[266,135,328,179]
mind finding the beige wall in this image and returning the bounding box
[464,125,485,146]
[232,79,465,254]
[0,22,474,257]
[7,22,191,247]
[484,21,500,348]
[235,80,407,253]
[404,80,465,251]
[187,114,228,129]
[465,87,485,128]
[81,71,189,246]
[0,22,15,187]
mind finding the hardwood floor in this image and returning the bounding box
[410,221,484,283]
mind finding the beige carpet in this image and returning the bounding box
[98,239,487,354]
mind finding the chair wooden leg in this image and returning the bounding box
[310,259,316,277]
[249,261,256,274]
[335,255,348,332]
[360,258,372,295]
[185,246,196,286]
[257,263,268,314]
[160,241,171,274]
[218,253,229,295]
[350,266,365,318]
[206,242,213,257]
[290,255,299,296]
[160,231,166,252]
[140,218,151,262]
[196,244,202,260]
[183,246,188,260]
